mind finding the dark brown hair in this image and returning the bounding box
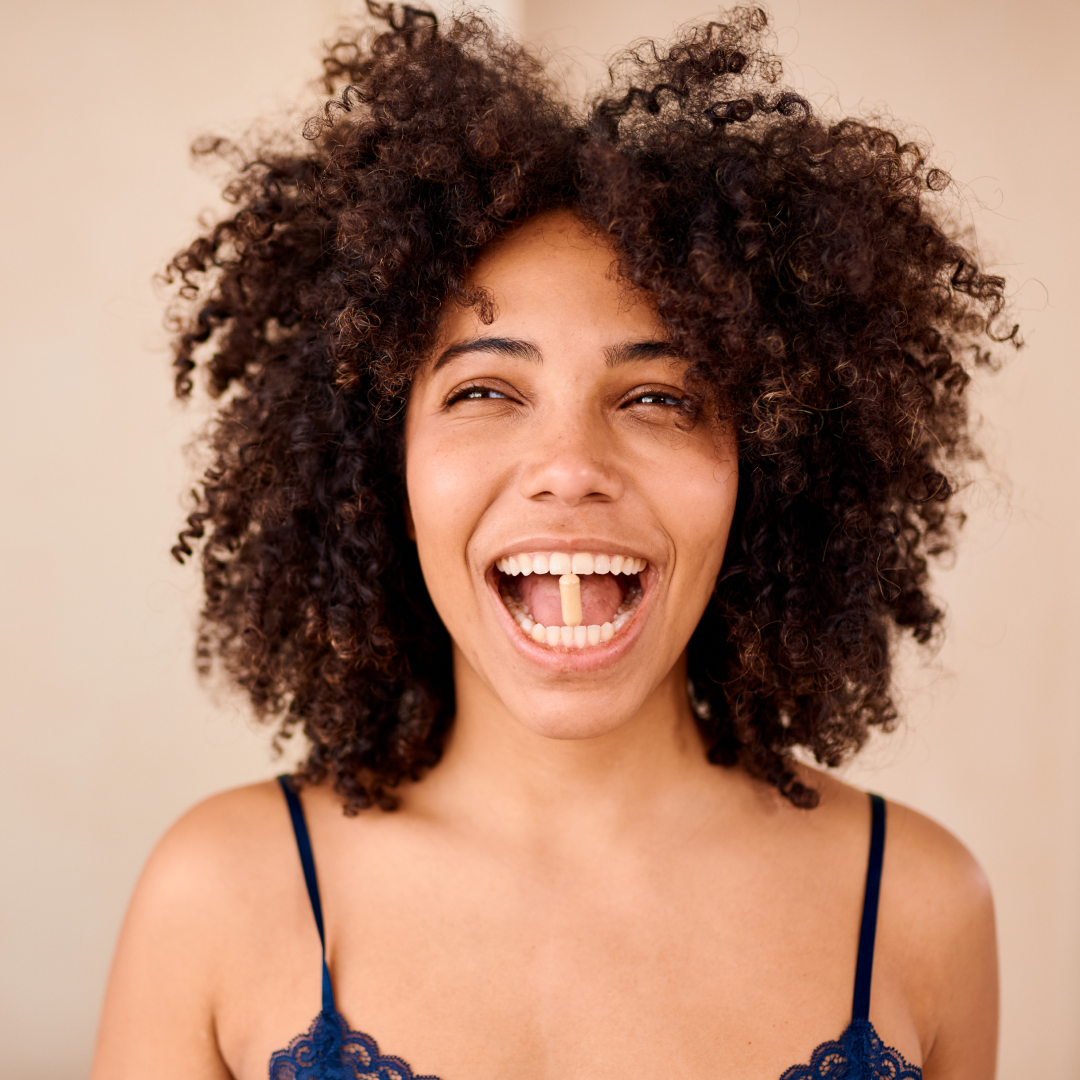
[167,3,1016,811]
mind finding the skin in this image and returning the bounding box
[92,211,998,1080]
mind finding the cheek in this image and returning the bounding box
[407,440,465,563]
[405,427,495,601]
[665,438,739,577]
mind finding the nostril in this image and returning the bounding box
[520,456,624,506]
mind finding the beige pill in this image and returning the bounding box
[559,573,582,627]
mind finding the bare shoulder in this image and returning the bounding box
[803,768,998,1077]
[91,780,300,1080]
[878,795,997,1065]
[130,780,294,923]
[734,762,994,948]
[805,766,993,920]
[149,778,291,876]
[881,796,994,930]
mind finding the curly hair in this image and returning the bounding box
[166,3,1016,811]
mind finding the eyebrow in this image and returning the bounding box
[431,335,682,371]
[432,336,542,372]
[603,340,682,366]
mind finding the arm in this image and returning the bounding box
[91,805,234,1079]
[90,782,294,1080]
[886,801,999,1080]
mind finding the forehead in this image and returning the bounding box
[470,209,615,277]
[443,210,663,337]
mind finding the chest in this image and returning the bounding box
[214,831,919,1080]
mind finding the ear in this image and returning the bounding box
[404,497,416,542]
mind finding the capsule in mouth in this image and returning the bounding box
[495,550,646,648]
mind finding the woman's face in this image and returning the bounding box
[405,210,738,741]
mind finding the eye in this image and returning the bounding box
[445,384,510,405]
[624,388,688,409]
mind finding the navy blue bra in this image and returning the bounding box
[270,777,921,1079]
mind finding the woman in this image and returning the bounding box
[92,5,1010,1078]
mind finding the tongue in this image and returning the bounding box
[517,573,625,627]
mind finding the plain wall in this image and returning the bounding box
[0,1,1076,1077]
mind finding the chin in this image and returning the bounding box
[503,686,644,742]
[517,713,633,742]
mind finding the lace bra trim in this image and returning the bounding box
[269,1009,921,1080]
[269,1006,440,1080]
[779,1017,921,1079]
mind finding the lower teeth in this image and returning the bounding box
[501,583,642,648]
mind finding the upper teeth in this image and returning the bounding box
[495,552,646,576]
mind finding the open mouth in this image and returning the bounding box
[494,551,647,649]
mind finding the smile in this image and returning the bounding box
[494,550,648,649]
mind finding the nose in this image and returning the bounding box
[518,416,624,506]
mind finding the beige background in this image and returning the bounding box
[1,1,1076,1077]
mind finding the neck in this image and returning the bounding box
[404,649,731,851]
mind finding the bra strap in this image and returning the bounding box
[851,792,886,1022]
[277,775,336,1013]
